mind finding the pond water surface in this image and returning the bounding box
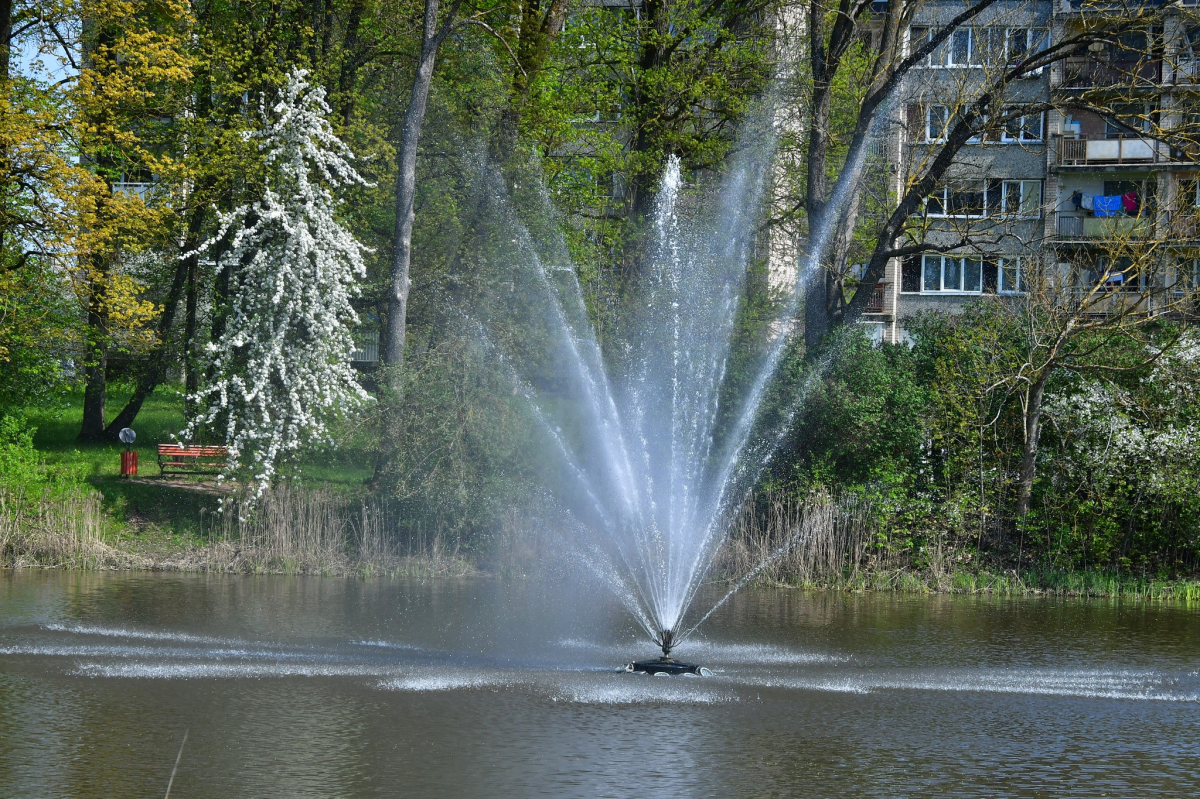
[1,571,1198,797]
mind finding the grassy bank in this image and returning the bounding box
[4,390,1200,601]
[710,491,1200,603]
[4,483,1199,600]
[3,386,467,575]
[1,484,473,577]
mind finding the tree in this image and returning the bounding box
[382,0,464,375]
[70,0,193,440]
[184,70,372,495]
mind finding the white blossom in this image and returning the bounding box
[183,69,373,498]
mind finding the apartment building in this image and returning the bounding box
[862,0,1200,343]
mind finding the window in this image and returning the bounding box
[910,26,1043,69]
[1003,28,1046,72]
[1001,112,1044,142]
[926,181,988,217]
[1105,104,1151,139]
[1001,180,1042,217]
[921,255,984,293]
[1183,26,1200,61]
[950,28,977,67]
[1179,178,1199,209]
[925,104,949,142]
[1170,258,1200,293]
[998,258,1024,293]
[1088,256,1141,292]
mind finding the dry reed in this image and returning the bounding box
[187,485,474,577]
[713,490,874,586]
[0,488,135,569]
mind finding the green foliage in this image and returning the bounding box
[375,336,545,548]
[0,414,86,494]
[780,326,928,487]
[766,306,1200,580]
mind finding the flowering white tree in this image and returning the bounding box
[1045,332,1200,501]
[185,69,372,496]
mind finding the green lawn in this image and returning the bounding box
[19,384,374,540]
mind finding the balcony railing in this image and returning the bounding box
[113,181,155,201]
[1061,0,1173,12]
[1058,58,1162,89]
[864,282,886,314]
[1053,212,1152,241]
[1164,210,1200,240]
[1056,135,1170,167]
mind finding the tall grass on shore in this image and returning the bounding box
[714,490,1200,601]
[714,490,874,586]
[0,488,130,569]
[1,484,472,576]
[190,486,473,577]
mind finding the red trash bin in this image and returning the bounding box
[120,450,138,476]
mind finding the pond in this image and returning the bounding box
[1,571,1198,797]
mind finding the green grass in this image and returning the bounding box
[776,566,1200,603]
[16,383,373,541]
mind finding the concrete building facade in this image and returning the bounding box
[861,0,1200,343]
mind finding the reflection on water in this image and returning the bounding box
[1,571,1199,797]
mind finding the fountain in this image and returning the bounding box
[468,109,873,673]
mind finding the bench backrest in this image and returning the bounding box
[157,444,228,458]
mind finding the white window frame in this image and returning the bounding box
[1000,112,1044,143]
[921,255,984,294]
[998,257,1024,294]
[1000,180,1043,217]
[948,27,977,68]
[911,26,1045,71]
[926,181,989,218]
[1005,28,1046,73]
[925,104,950,143]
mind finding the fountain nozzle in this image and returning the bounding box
[658,628,674,659]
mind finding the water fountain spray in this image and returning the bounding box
[462,88,892,675]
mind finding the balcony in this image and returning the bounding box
[351,330,380,363]
[1056,135,1170,167]
[1164,210,1200,240]
[1053,212,1152,242]
[1058,58,1162,90]
[1059,0,1172,13]
[863,282,887,314]
[113,181,155,201]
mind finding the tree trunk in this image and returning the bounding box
[492,0,569,165]
[801,1,840,351]
[102,208,203,438]
[1015,368,1051,519]
[0,0,13,256]
[0,0,13,79]
[183,239,199,417]
[382,0,457,381]
[78,263,109,441]
[336,0,366,125]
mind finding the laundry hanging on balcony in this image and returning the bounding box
[1093,195,1124,217]
[1071,191,1096,211]
[1121,192,1139,213]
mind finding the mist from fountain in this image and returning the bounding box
[467,102,879,657]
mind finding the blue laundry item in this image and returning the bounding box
[1093,195,1122,216]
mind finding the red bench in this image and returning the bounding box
[157,444,229,477]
